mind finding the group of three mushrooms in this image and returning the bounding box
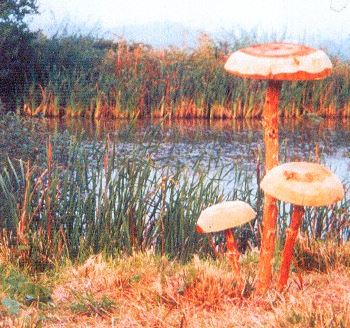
[196,43,345,293]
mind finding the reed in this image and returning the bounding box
[18,36,350,120]
[0,136,253,267]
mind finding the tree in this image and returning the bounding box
[0,0,38,24]
[0,0,38,110]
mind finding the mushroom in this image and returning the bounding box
[224,42,332,292]
[196,200,256,282]
[260,161,344,291]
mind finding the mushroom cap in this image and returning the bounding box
[260,162,344,207]
[196,200,256,233]
[224,43,332,81]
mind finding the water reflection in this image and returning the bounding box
[27,117,350,183]
[42,118,263,138]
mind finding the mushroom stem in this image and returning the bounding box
[256,80,282,293]
[278,205,305,291]
[263,80,281,169]
[225,228,242,281]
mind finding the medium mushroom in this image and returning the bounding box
[224,43,332,292]
[196,200,256,281]
[260,161,344,291]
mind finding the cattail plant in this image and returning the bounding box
[17,36,350,119]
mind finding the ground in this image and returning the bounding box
[0,245,349,328]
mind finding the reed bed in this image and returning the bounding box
[19,37,350,120]
[0,135,253,267]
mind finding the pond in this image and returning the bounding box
[1,115,349,184]
[33,117,350,184]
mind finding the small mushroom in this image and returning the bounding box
[196,201,256,281]
[224,43,332,293]
[260,162,344,291]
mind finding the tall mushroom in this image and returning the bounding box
[260,162,344,291]
[196,200,256,282]
[224,43,332,293]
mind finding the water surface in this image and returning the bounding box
[2,116,349,184]
[50,118,350,184]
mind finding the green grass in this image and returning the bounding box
[70,293,116,316]
[0,264,51,304]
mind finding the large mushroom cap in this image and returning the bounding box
[224,43,332,81]
[196,200,256,233]
[260,162,344,207]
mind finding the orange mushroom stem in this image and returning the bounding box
[263,80,281,170]
[256,80,281,293]
[278,205,304,291]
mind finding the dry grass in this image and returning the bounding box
[0,245,349,327]
[295,237,350,273]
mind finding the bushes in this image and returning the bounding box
[0,1,38,109]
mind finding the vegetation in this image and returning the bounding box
[0,249,349,327]
[1,4,350,118]
[0,133,253,267]
[0,125,347,267]
[18,37,350,119]
[0,0,38,108]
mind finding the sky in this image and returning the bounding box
[29,0,350,43]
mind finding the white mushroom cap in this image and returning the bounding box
[260,162,344,207]
[224,43,332,81]
[196,200,256,233]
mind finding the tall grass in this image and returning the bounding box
[0,136,252,267]
[20,36,350,119]
[0,132,348,269]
